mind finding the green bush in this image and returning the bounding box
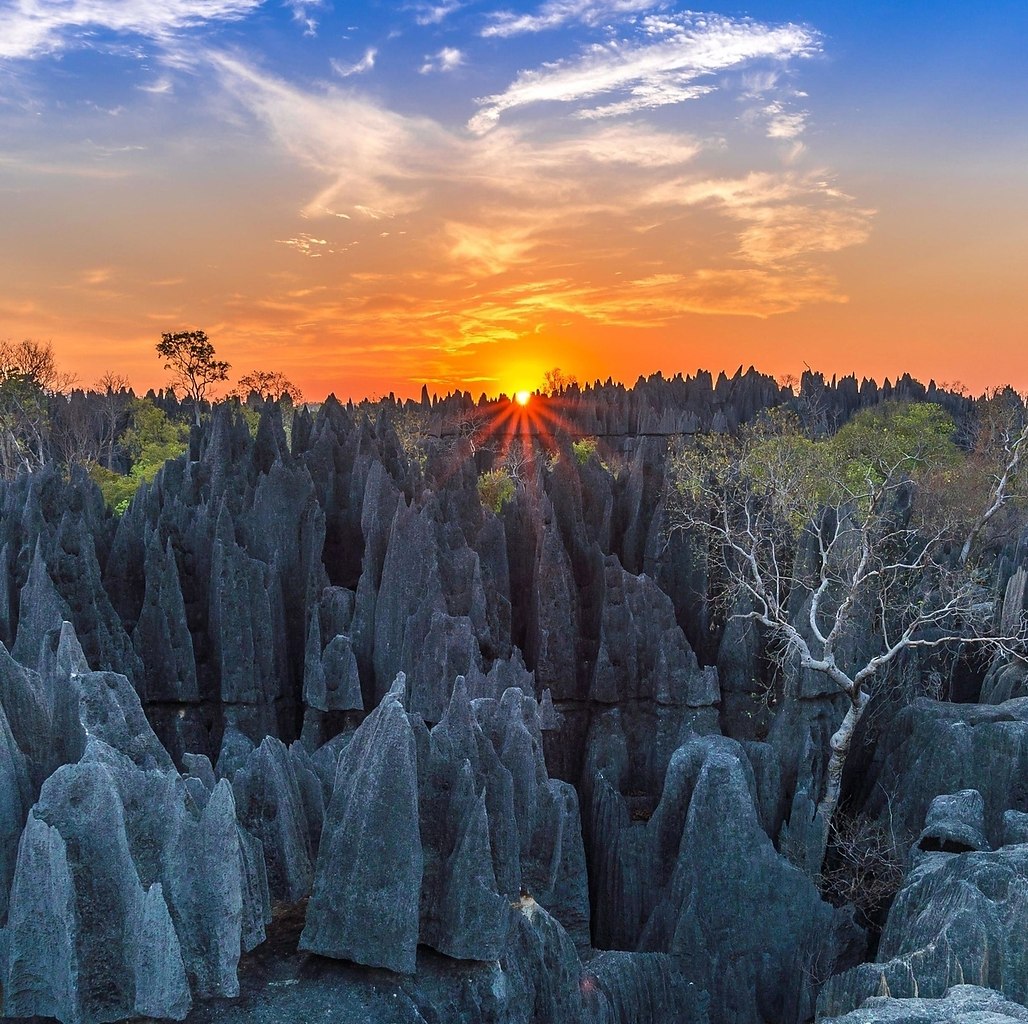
[572,436,598,465]
[478,468,515,513]
[89,464,142,513]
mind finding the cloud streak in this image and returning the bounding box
[0,3,878,397]
[0,0,263,60]
[470,13,820,132]
[332,47,378,78]
[205,51,870,376]
[482,0,662,38]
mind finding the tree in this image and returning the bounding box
[94,372,131,469]
[229,369,303,404]
[156,330,229,426]
[543,367,578,395]
[955,388,1028,565]
[0,339,75,478]
[668,401,1028,870]
[1,338,75,394]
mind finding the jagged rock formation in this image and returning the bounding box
[0,372,1024,1024]
[821,985,1028,1024]
[818,791,1028,1017]
[856,697,1028,846]
[0,624,269,1023]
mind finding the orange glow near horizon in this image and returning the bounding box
[3,8,1027,403]
[514,390,532,406]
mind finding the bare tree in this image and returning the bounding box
[0,339,75,477]
[1,339,76,394]
[543,367,578,395]
[668,402,1028,869]
[156,330,229,426]
[95,372,131,469]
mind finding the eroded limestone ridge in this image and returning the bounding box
[0,370,1026,1023]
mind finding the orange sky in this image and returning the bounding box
[1,3,1025,401]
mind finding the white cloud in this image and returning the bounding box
[419,47,463,74]
[285,0,323,37]
[412,0,462,25]
[577,81,713,119]
[277,233,332,257]
[0,0,264,60]
[137,76,174,94]
[761,100,808,141]
[482,0,662,38]
[469,13,819,132]
[332,47,377,78]
[211,52,454,216]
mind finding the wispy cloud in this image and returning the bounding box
[0,153,131,179]
[0,0,264,60]
[469,13,820,132]
[212,52,453,216]
[332,47,378,78]
[482,0,662,38]
[137,76,174,94]
[206,51,869,366]
[81,267,114,285]
[0,6,873,395]
[411,1,463,25]
[285,0,323,37]
[277,233,334,257]
[419,47,463,74]
[761,101,807,140]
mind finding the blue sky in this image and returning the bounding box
[1,0,1025,397]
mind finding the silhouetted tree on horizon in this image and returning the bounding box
[156,330,229,426]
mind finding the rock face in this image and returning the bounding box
[637,738,860,1024]
[856,697,1028,846]
[0,624,270,1023]
[818,795,1028,1018]
[301,678,423,973]
[301,674,592,974]
[0,376,1024,1024]
[820,985,1028,1024]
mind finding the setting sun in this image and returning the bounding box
[514,390,532,406]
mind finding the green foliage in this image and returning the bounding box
[675,402,960,538]
[831,402,959,490]
[89,464,141,513]
[0,371,50,477]
[478,468,515,514]
[233,401,261,437]
[123,398,189,470]
[90,398,188,513]
[572,436,598,465]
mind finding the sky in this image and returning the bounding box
[1,0,1026,400]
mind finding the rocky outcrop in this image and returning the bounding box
[857,697,1028,846]
[0,624,270,1023]
[0,374,1019,1024]
[820,984,1028,1024]
[818,800,1028,1017]
[301,674,591,974]
[638,736,861,1024]
[300,678,423,973]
